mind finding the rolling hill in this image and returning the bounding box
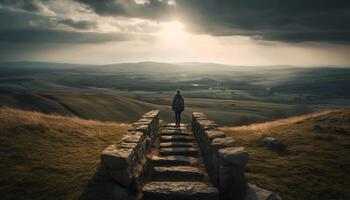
[221,109,350,200]
[0,91,167,122]
[1,61,349,127]
[0,107,130,200]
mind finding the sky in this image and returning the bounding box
[0,0,349,66]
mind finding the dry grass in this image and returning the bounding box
[0,108,130,200]
[221,109,335,135]
[220,109,350,200]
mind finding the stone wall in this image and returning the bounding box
[100,110,160,190]
[192,112,249,200]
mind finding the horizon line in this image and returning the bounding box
[0,60,349,68]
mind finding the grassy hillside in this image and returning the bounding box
[0,108,130,200]
[0,91,166,122]
[221,109,350,200]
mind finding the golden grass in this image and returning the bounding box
[0,108,130,200]
[221,109,336,135]
[220,109,350,200]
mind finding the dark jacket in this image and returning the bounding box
[172,94,184,112]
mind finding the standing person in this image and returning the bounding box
[172,90,185,126]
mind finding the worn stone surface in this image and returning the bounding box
[211,137,236,152]
[198,120,217,126]
[165,123,187,127]
[100,144,138,187]
[193,112,205,117]
[137,118,153,123]
[134,124,150,135]
[100,110,160,190]
[205,130,226,142]
[154,166,204,178]
[160,142,193,148]
[245,184,281,200]
[143,182,219,200]
[161,130,192,136]
[160,147,198,156]
[121,134,142,144]
[160,135,194,142]
[219,147,249,168]
[202,125,217,131]
[149,155,198,165]
[262,137,287,152]
[101,144,135,170]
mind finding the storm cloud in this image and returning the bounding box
[75,0,175,19]
[1,0,349,44]
[0,0,349,65]
[175,0,350,44]
[72,0,350,44]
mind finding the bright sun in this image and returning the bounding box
[159,21,187,44]
[161,21,185,35]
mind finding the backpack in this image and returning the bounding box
[173,95,184,111]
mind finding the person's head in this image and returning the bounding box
[176,89,180,94]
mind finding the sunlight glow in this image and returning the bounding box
[159,21,186,40]
[156,20,195,58]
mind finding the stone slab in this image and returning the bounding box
[245,184,281,200]
[219,147,249,168]
[159,148,198,156]
[161,130,192,136]
[205,130,226,142]
[142,182,219,200]
[211,137,236,152]
[160,142,193,148]
[153,166,204,178]
[149,155,198,165]
[100,144,135,170]
[165,123,187,127]
[160,135,194,142]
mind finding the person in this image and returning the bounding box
[172,89,184,126]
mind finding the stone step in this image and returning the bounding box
[163,127,188,131]
[160,135,194,143]
[159,148,198,156]
[160,142,193,148]
[153,166,204,179]
[149,155,198,166]
[142,182,219,200]
[160,130,192,136]
[165,123,188,127]
[163,126,188,130]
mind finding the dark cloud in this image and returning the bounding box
[0,29,134,43]
[0,5,138,44]
[75,0,175,20]
[175,0,350,44]
[74,0,350,44]
[58,18,97,30]
[0,0,349,44]
[0,0,43,12]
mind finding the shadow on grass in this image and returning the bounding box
[79,165,136,200]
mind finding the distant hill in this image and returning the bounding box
[0,107,130,200]
[221,109,350,200]
[0,61,349,126]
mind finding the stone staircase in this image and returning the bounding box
[92,111,280,200]
[142,123,219,200]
